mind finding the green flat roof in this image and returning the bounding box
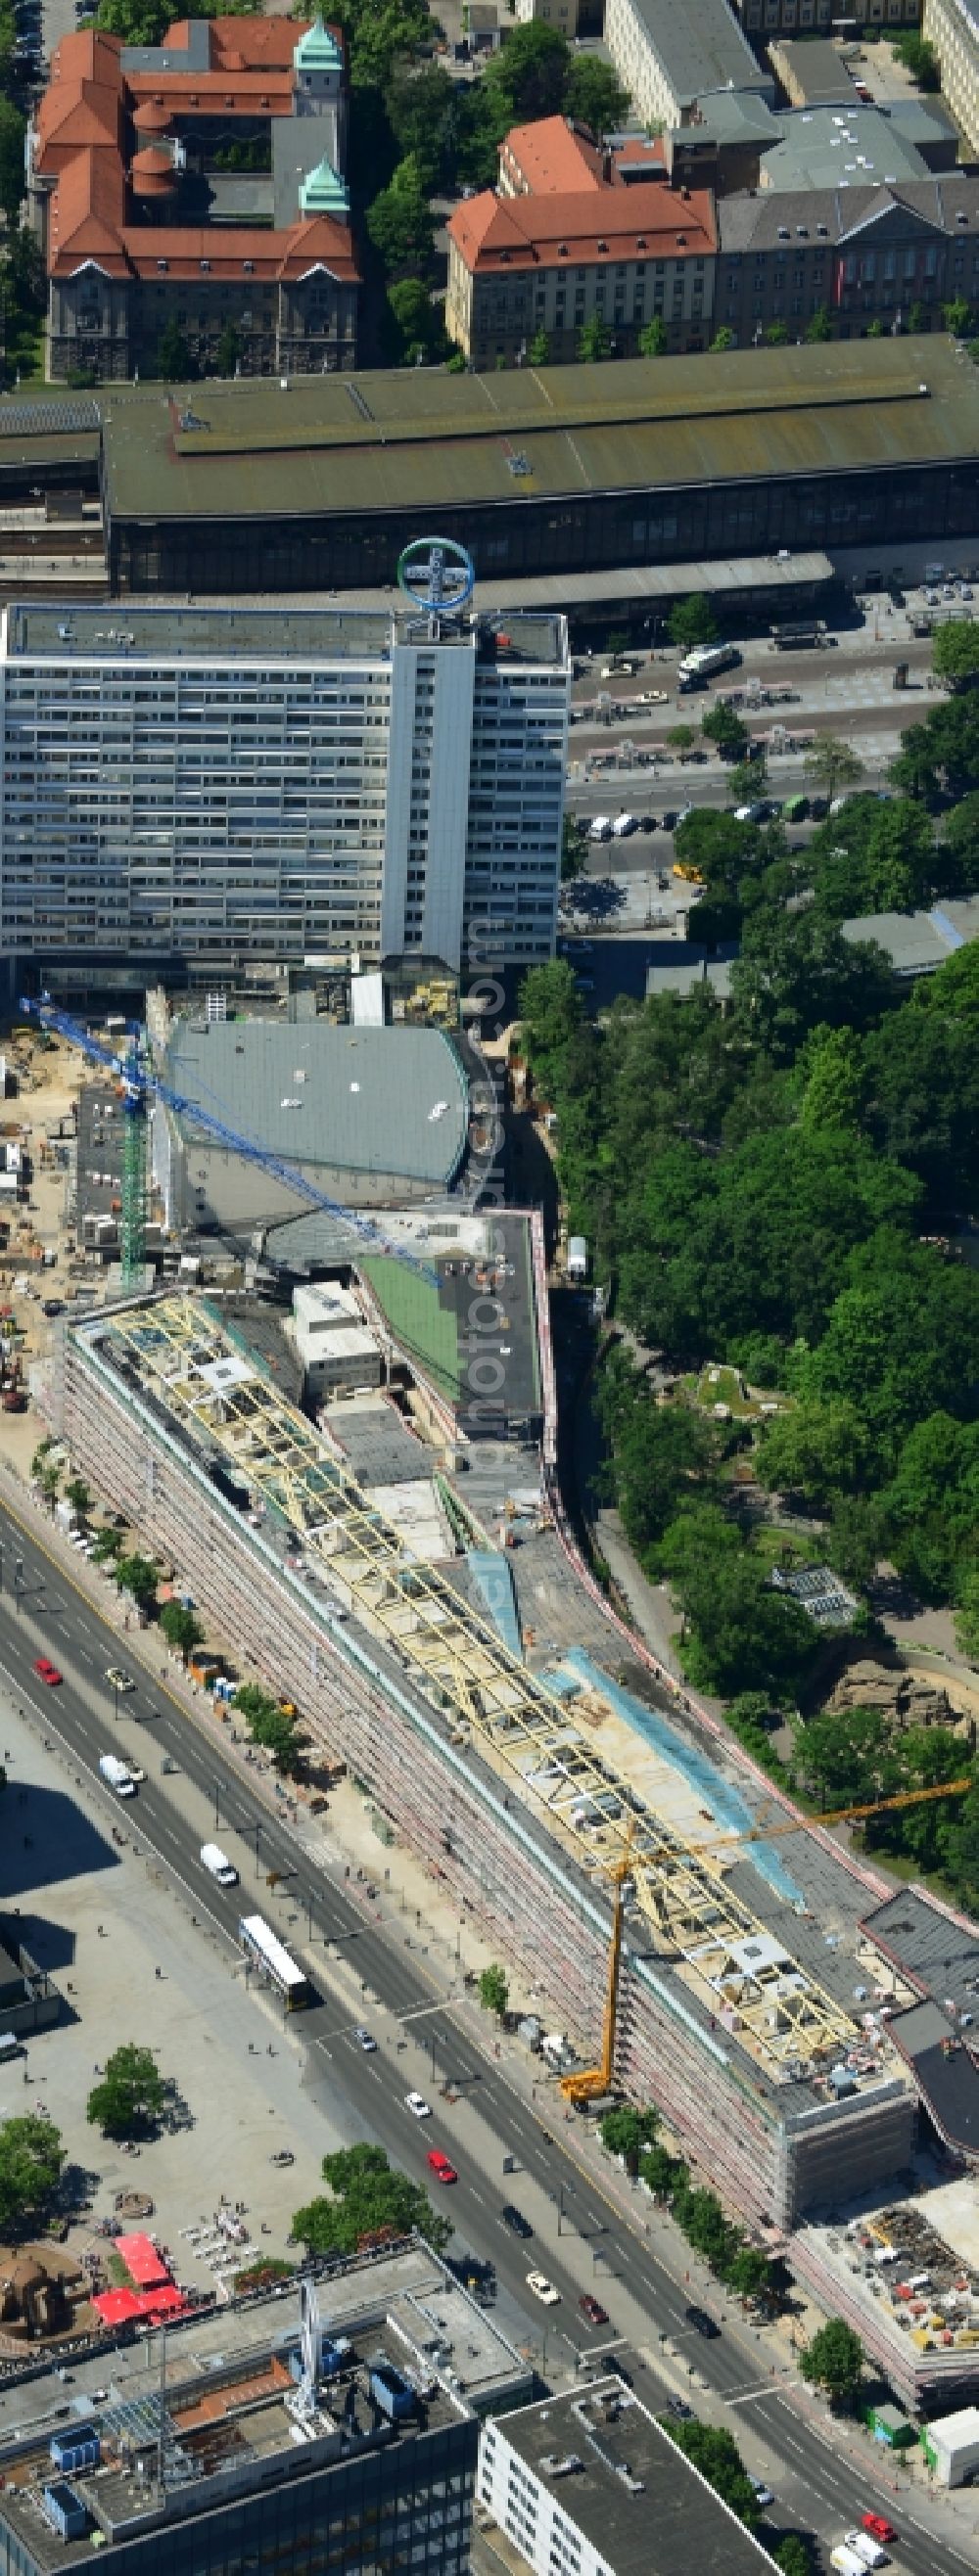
[359,1257,461,1403]
[92,339,979,526]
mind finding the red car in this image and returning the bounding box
[33,1657,63,1686]
[862,2518,897,2548]
[579,2294,609,2327]
[427,2149,458,2185]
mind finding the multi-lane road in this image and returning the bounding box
[0,1494,972,2576]
[562,629,930,863]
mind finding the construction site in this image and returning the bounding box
[53,1296,918,2226]
[10,991,979,2415]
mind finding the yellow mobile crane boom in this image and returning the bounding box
[671,1773,975,1870]
[560,1831,634,2107]
[559,1775,973,2111]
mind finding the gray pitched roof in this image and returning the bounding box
[720,174,979,253]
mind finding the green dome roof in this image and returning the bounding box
[294,14,343,72]
[299,152,350,215]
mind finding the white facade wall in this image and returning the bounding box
[925,2407,979,2485]
[605,0,686,125]
[923,0,979,153]
[0,608,567,978]
[514,0,581,23]
[477,2421,613,2576]
[465,663,567,968]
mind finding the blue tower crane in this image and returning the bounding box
[22,998,439,1291]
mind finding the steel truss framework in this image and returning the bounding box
[103,1296,860,2081]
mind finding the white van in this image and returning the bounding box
[200,1842,239,1887]
[844,2535,888,2570]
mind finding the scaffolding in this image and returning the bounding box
[97,1295,860,2083]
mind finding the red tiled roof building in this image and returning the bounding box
[28,15,358,381]
[446,114,715,365]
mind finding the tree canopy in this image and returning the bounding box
[87,2045,166,2139]
[798,2318,863,2406]
[932,621,979,688]
[0,2117,65,2226]
[233,1684,303,1774]
[293,2143,451,2259]
[518,853,979,1875]
[661,2419,760,2525]
[668,595,718,650]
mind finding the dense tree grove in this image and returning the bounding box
[520,766,979,1901]
[0,0,47,384]
[317,19,626,359]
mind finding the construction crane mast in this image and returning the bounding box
[22,997,440,1290]
[560,1831,635,2108]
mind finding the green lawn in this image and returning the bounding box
[750,1522,814,1569]
[693,1363,756,1417]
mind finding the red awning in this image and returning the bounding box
[114,2232,170,2288]
[93,2287,142,2325]
[136,2286,187,2318]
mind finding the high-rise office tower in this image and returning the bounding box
[0,602,569,985]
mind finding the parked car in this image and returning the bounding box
[499,2204,533,2238]
[404,2091,432,2119]
[578,2294,609,2326]
[33,1656,63,1685]
[526,2271,560,2306]
[427,2149,458,2185]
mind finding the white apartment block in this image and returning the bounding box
[0,603,568,981]
[605,0,774,129]
[476,2381,776,2576]
[923,0,979,151]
